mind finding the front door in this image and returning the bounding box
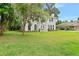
[34,24,37,31]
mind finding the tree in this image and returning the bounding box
[13,4,30,35]
[56,20,62,25]
[77,17,79,22]
[63,20,68,23]
[45,3,60,17]
[14,3,49,35]
[45,3,60,26]
[45,3,55,15]
[0,3,13,35]
[70,20,74,22]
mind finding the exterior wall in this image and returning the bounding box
[40,22,48,32]
[47,17,57,30]
[31,21,36,31]
[31,21,41,31]
[76,26,79,31]
[25,23,28,31]
[37,22,41,31]
[53,17,57,30]
[68,26,79,31]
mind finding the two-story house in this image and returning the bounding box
[24,14,57,32]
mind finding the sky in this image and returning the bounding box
[55,3,79,21]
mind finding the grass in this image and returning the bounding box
[0,31,79,56]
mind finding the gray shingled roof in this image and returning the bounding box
[57,22,79,27]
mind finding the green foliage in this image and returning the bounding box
[0,3,14,35]
[70,20,74,22]
[56,20,62,25]
[45,3,60,17]
[53,7,60,17]
[63,20,69,23]
[0,3,14,24]
[77,17,79,22]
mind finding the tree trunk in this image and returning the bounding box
[22,23,25,35]
[22,18,26,35]
[0,25,4,36]
[0,13,4,36]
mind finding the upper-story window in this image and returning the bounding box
[49,19,51,22]
[52,18,53,22]
[49,18,53,22]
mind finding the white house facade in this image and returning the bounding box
[24,14,57,32]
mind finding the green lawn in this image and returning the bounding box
[0,31,79,56]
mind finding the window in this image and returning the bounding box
[41,25,44,30]
[52,18,53,22]
[34,24,37,31]
[53,25,54,30]
[49,18,53,22]
[49,19,51,22]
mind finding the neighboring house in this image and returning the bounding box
[24,14,58,32]
[57,22,79,31]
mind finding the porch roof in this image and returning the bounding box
[57,22,79,27]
